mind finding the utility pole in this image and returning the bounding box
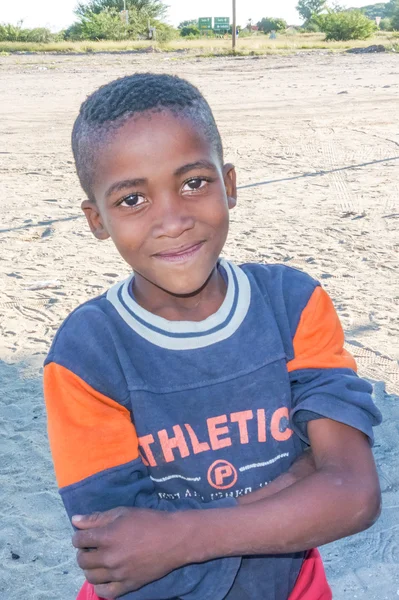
[122,0,129,23]
[232,0,237,51]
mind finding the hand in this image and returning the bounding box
[72,507,190,599]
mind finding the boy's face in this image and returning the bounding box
[82,111,236,297]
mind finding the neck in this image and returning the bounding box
[132,266,227,322]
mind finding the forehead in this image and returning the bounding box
[100,110,215,167]
[90,111,220,201]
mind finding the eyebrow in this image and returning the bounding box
[173,160,218,177]
[105,161,218,199]
[105,178,146,199]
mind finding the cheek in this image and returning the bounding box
[106,216,145,251]
[209,202,230,233]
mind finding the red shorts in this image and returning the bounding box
[77,581,102,600]
[77,548,332,600]
[289,549,332,600]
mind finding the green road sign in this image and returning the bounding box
[198,17,212,30]
[214,17,230,30]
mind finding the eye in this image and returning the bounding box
[182,177,210,193]
[118,193,146,208]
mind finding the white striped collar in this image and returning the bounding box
[106,259,251,350]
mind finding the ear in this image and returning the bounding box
[81,200,110,240]
[222,163,237,210]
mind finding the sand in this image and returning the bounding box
[0,50,398,599]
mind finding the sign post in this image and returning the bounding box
[198,17,213,33]
[214,17,230,32]
[232,0,237,50]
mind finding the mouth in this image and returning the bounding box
[153,241,205,263]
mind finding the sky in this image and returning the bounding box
[0,0,370,32]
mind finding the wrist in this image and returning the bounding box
[174,508,235,565]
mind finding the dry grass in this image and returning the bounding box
[0,32,397,55]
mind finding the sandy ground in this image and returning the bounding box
[0,51,398,599]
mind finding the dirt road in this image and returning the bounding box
[0,51,398,599]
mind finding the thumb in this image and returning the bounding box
[72,509,118,530]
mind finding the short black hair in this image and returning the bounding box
[72,73,224,202]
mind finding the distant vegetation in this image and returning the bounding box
[317,10,377,40]
[297,0,328,22]
[256,18,288,33]
[0,0,399,50]
[357,0,399,30]
[359,0,398,18]
[64,0,175,41]
[0,22,62,43]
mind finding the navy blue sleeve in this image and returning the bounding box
[289,368,382,445]
[282,282,382,444]
[45,303,240,600]
[61,461,240,600]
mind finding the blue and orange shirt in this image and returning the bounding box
[44,260,381,600]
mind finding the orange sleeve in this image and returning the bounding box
[44,362,139,488]
[287,286,357,373]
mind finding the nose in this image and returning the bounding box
[152,193,195,239]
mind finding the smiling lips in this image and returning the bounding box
[154,241,205,263]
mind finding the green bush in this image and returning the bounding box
[75,0,167,21]
[391,7,399,28]
[236,28,253,37]
[63,23,85,40]
[257,17,288,33]
[78,8,131,40]
[177,20,197,29]
[302,17,322,31]
[0,23,22,41]
[25,27,54,42]
[154,22,178,42]
[0,23,54,42]
[379,16,393,29]
[317,10,377,40]
[180,25,201,37]
[64,7,156,40]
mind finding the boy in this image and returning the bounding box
[44,73,382,600]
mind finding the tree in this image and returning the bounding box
[385,0,399,16]
[0,22,54,42]
[360,3,387,18]
[296,0,327,22]
[179,25,201,37]
[65,8,131,40]
[379,16,393,28]
[67,0,172,41]
[391,5,399,27]
[178,20,197,29]
[302,17,322,30]
[257,17,288,33]
[75,0,167,20]
[317,9,376,39]
[356,0,399,19]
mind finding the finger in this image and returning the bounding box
[72,510,116,530]
[77,548,105,570]
[72,528,102,549]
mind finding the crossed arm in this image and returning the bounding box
[73,418,381,599]
[46,286,381,599]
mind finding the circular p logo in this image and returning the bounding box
[207,459,238,490]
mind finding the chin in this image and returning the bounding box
[163,282,207,298]
[160,272,212,297]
